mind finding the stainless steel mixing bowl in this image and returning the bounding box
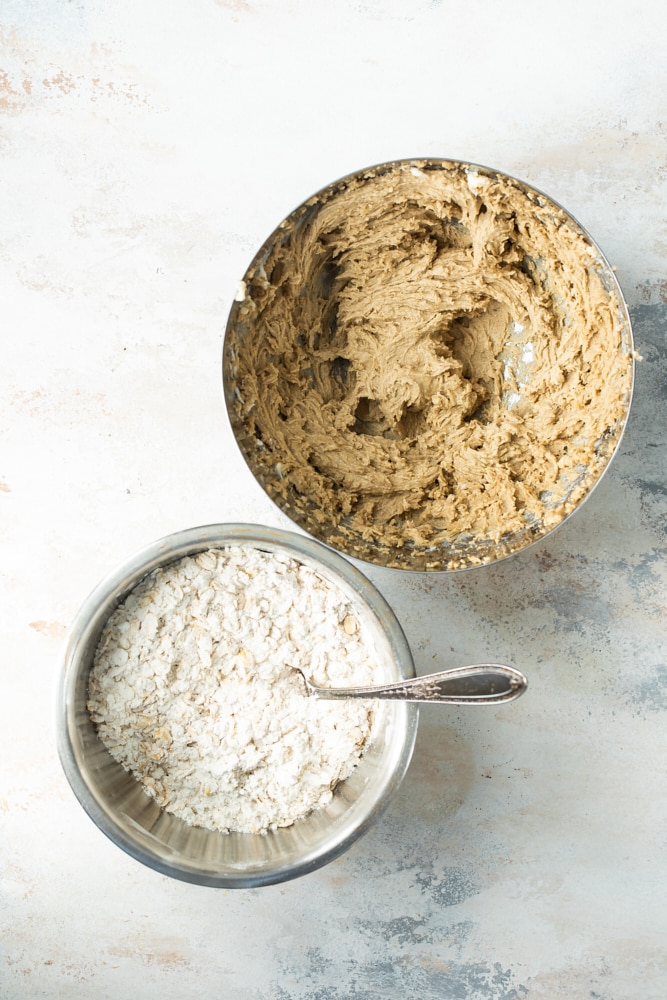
[56,524,418,888]
[222,158,635,572]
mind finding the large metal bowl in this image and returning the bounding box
[223,158,635,571]
[56,524,417,887]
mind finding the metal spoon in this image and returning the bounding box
[295,663,527,705]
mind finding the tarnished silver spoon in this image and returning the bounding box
[295,663,527,706]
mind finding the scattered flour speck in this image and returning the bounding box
[87,545,382,834]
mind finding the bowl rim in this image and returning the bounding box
[56,522,418,887]
[222,156,636,573]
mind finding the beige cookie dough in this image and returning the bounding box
[227,161,633,569]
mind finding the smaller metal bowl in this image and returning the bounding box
[56,524,417,888]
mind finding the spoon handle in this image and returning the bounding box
[308,664,527,705]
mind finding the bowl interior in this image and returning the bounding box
[58,526,418,887]
[223,159,635,571]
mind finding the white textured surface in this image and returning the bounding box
[2,2,667,997]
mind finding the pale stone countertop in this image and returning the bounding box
[2,2,667,998]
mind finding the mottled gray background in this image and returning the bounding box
[2,2,666,998]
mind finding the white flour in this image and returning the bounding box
[87,545,381,834]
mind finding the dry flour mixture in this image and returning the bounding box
[87,546,381,834]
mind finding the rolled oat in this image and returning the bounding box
[87,545,381,834]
